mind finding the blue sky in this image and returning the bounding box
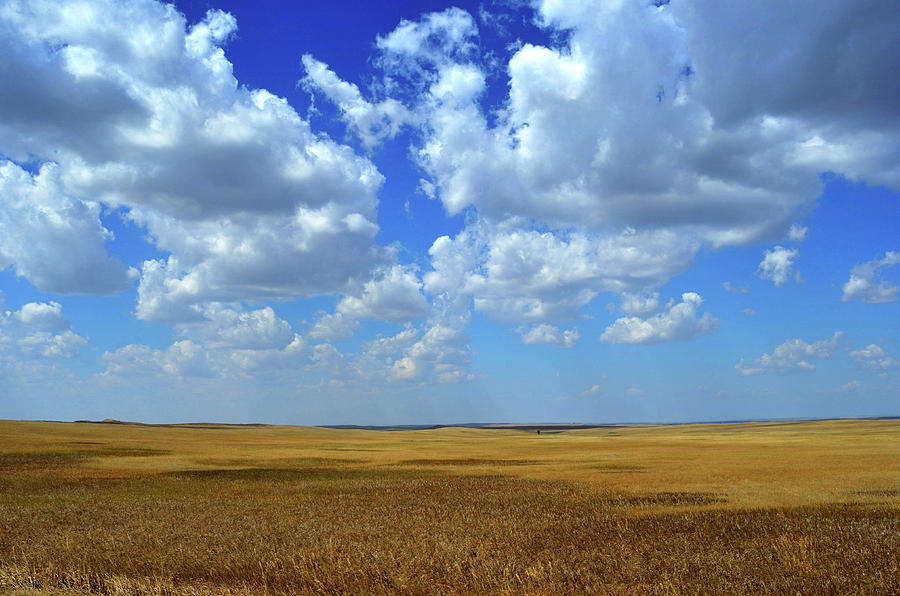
[0,0,898,424]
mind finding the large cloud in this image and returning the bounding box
[423,220,698,325]
[0,1,386,311]
[673,1,900,142]
[305,1,900,330]
[400,1,900,239]
[4,0,900,403]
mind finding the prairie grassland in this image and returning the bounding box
[0,419,897,594]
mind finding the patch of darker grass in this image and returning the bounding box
[95,447,170,458]
[852,489,899,498]
[164,463,404,484]
[621,491,726,506]
[401,458,540,467]
[0,447,170,473]
[167,468,352,482]
[0,452,87,471]
[590,463,647,473]
[196,456,361,467]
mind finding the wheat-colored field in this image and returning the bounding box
[0,418,897,594]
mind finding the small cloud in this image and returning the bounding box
[518,324,580,348]
[757,246,799,287]
[734,359,764,376]
[722,281,750,294]
[788,224,808,242]
[391,356,419,380]
[841,251,900,304]
[741,308,757,316]
[418,178,437,199]
[850,343,899,371]
[849,344,886,359]
[600,292,717,345]
[12,301,71,332]
[736,331,843,374]
[837,380,861,392]
[2,301,87,360]
[581,384,602,396]
[625,387,643,396]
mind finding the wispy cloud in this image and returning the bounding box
[736,332,843,375]
[722,282,750,295]
[842,252,900,303]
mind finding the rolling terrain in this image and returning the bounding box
[0,419,897,594]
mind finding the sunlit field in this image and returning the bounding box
[1,419,897,594]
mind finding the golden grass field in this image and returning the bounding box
[0,418,898,594]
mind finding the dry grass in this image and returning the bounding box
[0,419,898,594]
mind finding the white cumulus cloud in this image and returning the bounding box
[0,1,389,321]
[850,344,899,371]
[407,1,900,237]
[308,265,428,342]
[735,331,843,374]
[600,292,718,345]
[425,220,698,325]
[518,324,580,348]
[619,292,661,316]
[788,224,808,242]
[1,301,87,359]
[12,301,70,332]
[841,251,900,303]
[301,55,413,148]
[175,305,294,350]
[336,266,428,322]
[0,163,134,294]
[307,1,900,333]
[101,340,214,379]
[757,246,799,287]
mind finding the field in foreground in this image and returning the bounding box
[0,419,898,594]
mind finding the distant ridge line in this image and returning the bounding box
[318,416,900,432]
[321,423,620,432]
[9,415,898,430]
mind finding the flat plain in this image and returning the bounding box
[0,418,897,594]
